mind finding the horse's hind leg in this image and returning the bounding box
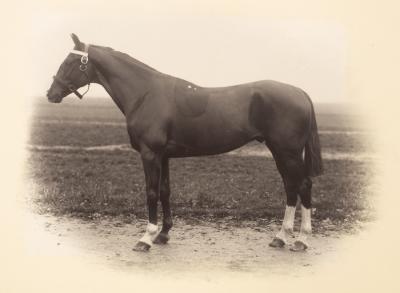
[153,157,173,244]
[269,156,301,248]
[291,177,313,251]
[268,148,311,251]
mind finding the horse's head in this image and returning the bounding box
[47,34,95,103]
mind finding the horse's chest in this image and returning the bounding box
[127,119,168,152]
[127,133,141,151]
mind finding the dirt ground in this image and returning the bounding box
[24,209,366,278]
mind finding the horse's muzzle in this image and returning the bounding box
[47,92,62,103]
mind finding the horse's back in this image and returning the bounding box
[163,77,313,155]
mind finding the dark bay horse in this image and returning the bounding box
[47,34,323,252]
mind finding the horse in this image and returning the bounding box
[46,34,323,252]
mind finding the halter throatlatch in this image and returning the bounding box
[53,46,91,99]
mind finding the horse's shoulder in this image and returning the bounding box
[173,79,209,117]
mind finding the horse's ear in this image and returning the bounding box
[71,33,83,49]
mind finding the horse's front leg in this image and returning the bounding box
[133,147,162,252]
[153,157,172,244]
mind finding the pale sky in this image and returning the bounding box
[29,4,347,103]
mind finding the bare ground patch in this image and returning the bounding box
[25,210,365,276]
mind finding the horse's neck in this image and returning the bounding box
[89,46,156,115]
[94,69,125,113]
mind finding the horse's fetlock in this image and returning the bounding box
[146,223,158,235]
[300,225,312,235]
[282,225,294,235]
[163,218,173,229]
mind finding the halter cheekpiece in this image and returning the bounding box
[53,45,91,99]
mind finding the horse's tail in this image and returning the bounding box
[304,94,323,177]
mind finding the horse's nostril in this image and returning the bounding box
[48,96,62,103]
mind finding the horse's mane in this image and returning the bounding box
[92,45,160,73]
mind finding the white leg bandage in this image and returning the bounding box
[276,205,296,244]
[139,223,159,247]
[297,205,312,245]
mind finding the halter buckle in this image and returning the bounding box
[81,55,88,64]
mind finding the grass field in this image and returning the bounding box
[27,98,376,228]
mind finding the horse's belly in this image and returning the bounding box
[165,140,250,157]
[167,87,260,156]
[166,125,257,157]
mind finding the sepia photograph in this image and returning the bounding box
[1,1,399,292]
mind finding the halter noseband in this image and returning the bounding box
[53,45,91,99]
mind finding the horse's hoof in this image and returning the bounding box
[132,241,151,252]
[153,232,170,244]
[269,237,285,248]
[290,240,308,252]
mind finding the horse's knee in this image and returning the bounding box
[160,185,171,214]
[147,190,159,205]
[160,183,170,199]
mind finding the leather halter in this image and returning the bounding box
[52,45,91,99]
